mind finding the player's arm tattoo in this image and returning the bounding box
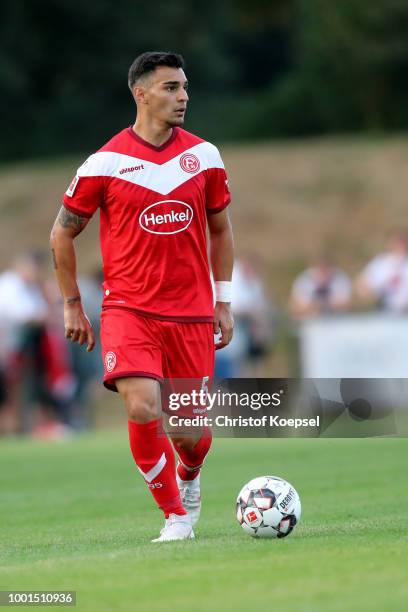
[50,206,89,270]
[55,206,89,236]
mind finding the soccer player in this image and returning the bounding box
[50,52,234,542]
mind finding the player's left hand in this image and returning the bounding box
[214,302,234,350]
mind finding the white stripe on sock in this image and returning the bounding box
[138,452,167,483]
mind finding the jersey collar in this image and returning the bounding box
[127,126,179,151]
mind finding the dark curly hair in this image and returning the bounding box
[128,51,185,90]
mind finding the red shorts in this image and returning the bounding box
[100,308,215,399]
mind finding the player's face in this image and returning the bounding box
[142,67,189,127]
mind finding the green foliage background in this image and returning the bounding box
[1,0,408,160]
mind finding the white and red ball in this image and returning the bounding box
[236,476,301,538]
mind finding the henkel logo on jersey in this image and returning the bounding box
[139,200,193,235]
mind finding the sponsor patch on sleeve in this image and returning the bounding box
[66,175,79,197]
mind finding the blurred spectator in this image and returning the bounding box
[39,280,78,434]
[29,271,104,435]
[0,251,49,434]
[0,251,48,336]
[356,230,408,313]
[290,258,352,319]
[0,363,9,433]
[215,255,275,377]
[0,252,82,438]
[0,253,107,437]
[67,269,104,429]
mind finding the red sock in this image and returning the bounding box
[173,426,213,481]
[128,419,186,518]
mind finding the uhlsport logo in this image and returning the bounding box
[119,164,144,175]
[105,351,117,373]
[139,200,193,235]
[180,153,200,173]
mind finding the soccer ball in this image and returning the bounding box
[236,475,301,538]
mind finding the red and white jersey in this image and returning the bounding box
[63,127,231,321]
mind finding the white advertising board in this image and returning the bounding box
[300,314,408,378]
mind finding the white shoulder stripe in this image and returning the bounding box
[76,142,224,195]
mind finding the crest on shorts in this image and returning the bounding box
[105,351,117,373]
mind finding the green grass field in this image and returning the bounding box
[1,433,407,611]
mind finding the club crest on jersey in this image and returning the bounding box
[105,351,117,373]
[180,153,200,174]
[139,200,193,235]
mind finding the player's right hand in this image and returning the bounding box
[64,302,95,352]
[213,302,234,350]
